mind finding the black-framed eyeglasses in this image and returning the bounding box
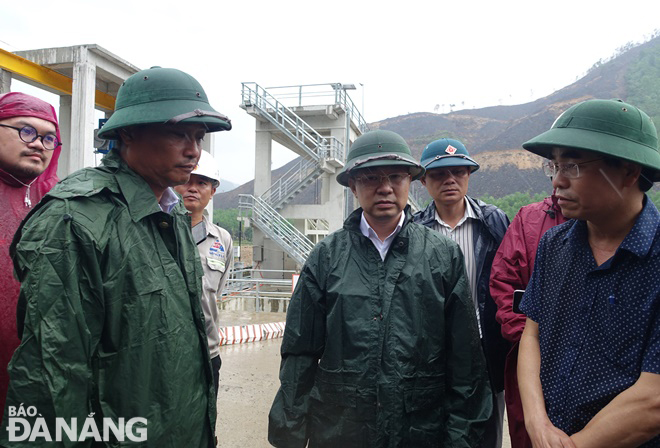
[0,124,61,150]
[354,172,411,188]
[542,158,603,179]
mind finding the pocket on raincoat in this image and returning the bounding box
[403,384,445,447]
[309,381,369,447]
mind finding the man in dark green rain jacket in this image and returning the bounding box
[268,130,492,448]
[0,67,231,447]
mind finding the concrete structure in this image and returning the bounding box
[240,83,367,276]
[1,44,139,178]
[1,44,217,213]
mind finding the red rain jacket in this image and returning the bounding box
[0,92,61,422]
[489,195,567,448]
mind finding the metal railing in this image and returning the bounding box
[318,136,344,162]
[260,83,369,134]
[220,269,295,312]
[238,194,315,265]
[242,82,331,162]
[332,86,369,133]
[260,158,323,209]
[304,218,330,234]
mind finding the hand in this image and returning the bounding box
[528,417,577,448]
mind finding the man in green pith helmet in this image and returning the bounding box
[517,99,660,447]
[268,129,492,447]
[1,67,231,447]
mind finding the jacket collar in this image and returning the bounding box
[345,205,413,233]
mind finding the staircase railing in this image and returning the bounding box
[242,82,335,162]
[261,158,322,210]
[238,194,315,266]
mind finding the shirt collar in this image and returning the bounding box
[359,211,405,242]
[618,195,659,258]
[434,197,475,228]
[202,212,221,237]
[159,187,179,214]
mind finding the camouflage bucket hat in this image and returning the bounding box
[98,67,231,139]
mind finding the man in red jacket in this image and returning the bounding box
[0,92,61,422]
[489,194,566,448]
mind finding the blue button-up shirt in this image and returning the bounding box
[521,196,660,445]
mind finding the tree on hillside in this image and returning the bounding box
[626,43,660,131]
[213,208,252,242]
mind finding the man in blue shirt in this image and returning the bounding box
[518,99,660,447]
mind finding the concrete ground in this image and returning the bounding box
[215,311,512,448]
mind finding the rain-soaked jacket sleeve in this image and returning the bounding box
[268,247,326,448]
[2,198,104,444]
[443,244,493,447]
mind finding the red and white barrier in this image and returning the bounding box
[218,321,286,346]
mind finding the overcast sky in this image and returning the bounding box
[2,0,659,185]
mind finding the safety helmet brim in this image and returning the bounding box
[423,155,480,173]
[98,98,231,139]
[336,155,424,187]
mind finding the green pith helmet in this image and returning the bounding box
[98,67,232,139]
[523,99,660,181]
[336,130,424,186]
[421,138,480,173]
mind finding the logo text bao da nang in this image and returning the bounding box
[6,405,147,443]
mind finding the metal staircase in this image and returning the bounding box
[238,82,420,265]
[241,83,344,163]
[239,83,352,263]
[261,158,324,210]
[238,195,315,266]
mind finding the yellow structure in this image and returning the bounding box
[0,44,138,178]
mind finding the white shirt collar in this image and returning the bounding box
[434,197,475,229]
[359,211,405,261]
[159,187,180,214]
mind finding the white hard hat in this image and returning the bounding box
[192,150,221,188]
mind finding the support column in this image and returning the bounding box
[0,69,11,94]
[323,122,349,230]
[254,126,272,196]
[57,95,73,179]
[252,125,275,275]
[69,47,97,173]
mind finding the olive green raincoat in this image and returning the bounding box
[1,150,215,447]
[268,208,492,448]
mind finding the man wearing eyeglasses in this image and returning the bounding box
[518,99,660,447]
[413,138,510,448]
[1,68,231,447]
[269,130,492,447]
[0,92,62,425]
